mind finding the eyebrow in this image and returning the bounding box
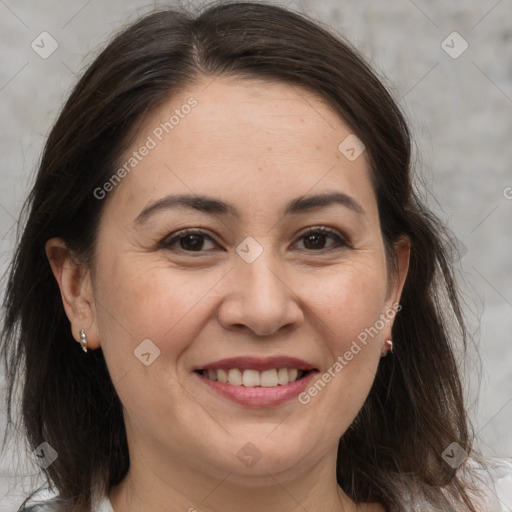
[133,191,365,225]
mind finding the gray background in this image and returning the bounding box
[1,0,511,510]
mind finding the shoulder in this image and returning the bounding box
[20,497,62,512]
[461,456,512,511]
[483,457,512,509]
[19,487,63,512]
[383,456,512,511]
[21,490,113,512]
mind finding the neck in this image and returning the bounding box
[108,443,363,512]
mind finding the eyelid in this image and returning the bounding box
[294,226,352,251]
[159,225,352,253]
[158,228,220,251]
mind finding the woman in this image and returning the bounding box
[1,2,508,511]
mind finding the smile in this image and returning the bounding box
[193,356,318,407]
[196,368,308,387]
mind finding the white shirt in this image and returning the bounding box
[20,493,114,511]
[94,496,115,512]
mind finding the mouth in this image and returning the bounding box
[193,356,318,407]
[195,367,311,387]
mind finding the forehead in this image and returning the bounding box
[107,76,376,222]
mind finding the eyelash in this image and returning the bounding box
[159,226,351,254]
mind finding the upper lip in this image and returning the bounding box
[195,356,317,372]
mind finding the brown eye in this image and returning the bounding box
[179,234,207,251]
[160,229,218,252]
[295,227,349,251]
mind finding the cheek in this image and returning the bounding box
[92,255,223,431]
[93,253,226,361]
[301,260,388,347]
[295,262,387,420]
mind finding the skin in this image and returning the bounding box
[46,76,409,512]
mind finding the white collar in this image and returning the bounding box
[93,495,115,512]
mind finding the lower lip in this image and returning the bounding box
[195,371,318,407]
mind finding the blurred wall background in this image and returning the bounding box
[1,0,511,510]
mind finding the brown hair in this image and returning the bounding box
[1,2,479,511]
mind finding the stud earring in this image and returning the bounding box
[79,328,88,353]
[381,338,393,357]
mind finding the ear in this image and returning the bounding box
[383,235,410,338]
[45,238,100,350]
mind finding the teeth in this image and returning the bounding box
[260,369,278,387]
[228,368,243,386]
[288,368,298,382]
[277,368,289,385]
[242,369,260,387]
[201,368,305,387]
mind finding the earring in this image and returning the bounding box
[79,328,88,353]
[381,338,393,357]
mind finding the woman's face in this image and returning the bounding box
[83,77,408,485]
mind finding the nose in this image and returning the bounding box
[216,255,304,337]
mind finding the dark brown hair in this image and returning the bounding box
[1,2,480,511]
